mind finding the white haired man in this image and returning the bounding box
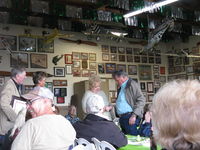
[11,87,76,150]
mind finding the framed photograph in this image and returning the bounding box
[160,76,166,82]
[128,65,137,75]
[72,69,81,77]
[141,56,147,63]
[134,56,140,63]
[118,55,125,62]
[140,82,146,91]
[118,47,125,54]
[30,53,47,68]
[138,65,152,80]
[147,82,154,93]
[57,97,65,104]
[54,67,65,77]
[160,67,166,75]
[82,60,88,69]
[81,53,88,60]
[148,57,154,63]
[10,96,27,114]
[73,61,80,68]
[0,77,5,86]
[148,94,154,102]
[186,66,193,74]
[38,38,54,53]
[65,65,72,74]
[101,45,109,52]
[10,53,28,68]
[154,80,160,87]
[133,48,141,55]
[98,63,105,74]
[82,69,89,77]
[102,53,109,61]
[45,82,53,92]
[106,63,116,74]
[19,36,36,52]
[54,88,67,97]
[64,54,72,64]
[89,62,96,69]
[117,64,126,72]
[110,54,117,61]
[127,55,133,62]
[0,35,17,51]
[72,52,80,60]
[89,53,96,61]
[53,80,67,86]
[89,70,97,75]
[110,46,117,53]
[126,47,132,54]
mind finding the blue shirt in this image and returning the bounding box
[65,114,80,124]
[116,79,133,115]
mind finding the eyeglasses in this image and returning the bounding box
[26,97,42,105]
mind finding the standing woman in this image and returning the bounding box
[32,71,47,88]
[82,75,112,120]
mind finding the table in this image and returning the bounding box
[118,135,161,150]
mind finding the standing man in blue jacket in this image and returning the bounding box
[112,70,146,135]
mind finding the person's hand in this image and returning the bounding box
[129,114,136,125]
[104,105,113,112]
[145,111,151,123]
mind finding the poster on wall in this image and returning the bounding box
[10,53,28,68]
[138,65,152,80]
[38,38,54,53]
[0,35,17,51]
[19,36,36,52]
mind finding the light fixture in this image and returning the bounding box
[110,29,128,37]
[124,0,179,18]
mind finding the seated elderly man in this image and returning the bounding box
[73,94,127,149]
[11,87,76,150]
[152,80,200,150]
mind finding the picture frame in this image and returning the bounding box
[147,82,154,93]
[118,47,125,54]
[10,53,28,68]
[57,97,65,104]
[72,52,80,60]
[72,69,81,77]
[53,80,67,86]
[54,67,65,77]
[127,55,133,62]
[105,63,116,74]
[0,76,5,86]
[89,53,96,61]
[138,65,152,80]
[98,63,105,74]
[54,88,67,97]
[45,82,53,92]
[110,46,117,53]
[89,62,96,69]
[101,45,109,52]
[82,60,88,69]
[89,70,97,75]
[140,82,146,91]
[82,69,90,77]
[30,53,47,68]
[64,54,72,64]
[19,36,36,52]
[81,53,88,60]
[160,66,166,75]
[160,76,166,82]
[65,65,72,74]
[141,56,148,63]
[118,55,125,62]
[0,35,17,51]
[117,64,126,72]
[73,61,80,68]
[186,66,193,74]
[155,57,161,64]
[110,54,117,61]
[126,47,133,54]
[128,65,137,75]
[148,57,154,63]
[102,53,109,61]
[133,48,141,55]
[38,38,54,53]
[148,94,154,103]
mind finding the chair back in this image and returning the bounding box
[85,143,96,150]
[76,138,91,146]
[72,145,85,150]
[100,141,116,150]
[91,137,101,150]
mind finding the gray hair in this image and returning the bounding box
[11,67,26,78]
[112,70,128,78]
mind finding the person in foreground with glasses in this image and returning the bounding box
[11,87,76,150]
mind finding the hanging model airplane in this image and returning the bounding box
[59,38,98,46]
